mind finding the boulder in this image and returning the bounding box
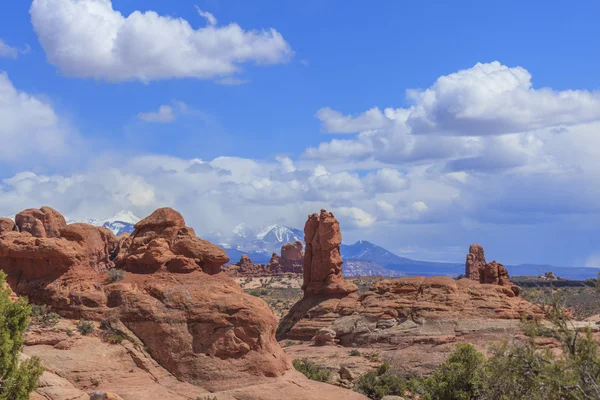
[115,208,228,275]
[313,327,337,346]
[0,217,17,234]
[15,206,66,238]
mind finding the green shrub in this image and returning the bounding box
[0,271,44,400]
[31,304,60,327]
[412,343,484,400]
[292,358,331,382]
[350,349,361,357]
[76,319,94,335]
[355,362,405,400]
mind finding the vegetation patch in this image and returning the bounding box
[292,358,332,382]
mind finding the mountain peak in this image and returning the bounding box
[106,210,141,225]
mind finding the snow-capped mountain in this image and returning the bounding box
[210,224,304,260]
[71,210,140,236]
[255,224,303,245]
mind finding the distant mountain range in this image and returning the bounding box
[68,212,600,280]
[70,210,140,236]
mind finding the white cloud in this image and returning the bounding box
[138,105,175,123]
[335,207,376,228]
[306,62,600,174]
[195,7,217,26]
[0,72,74,163]
[363,168,410,193]
[406,62,600,136]
[316,107,392,133]
[30,0,294,82]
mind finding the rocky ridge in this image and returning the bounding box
[277,211,541,346]
[0,206,365,399]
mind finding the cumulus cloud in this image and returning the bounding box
[30,0,294,82]
[363,168,410,193]
[406,62,600,136]
[0,72,74,163]
[306,62,600,175]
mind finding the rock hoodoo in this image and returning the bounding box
[303,210,358,295]
[0,206,290,392]
[465,244,514,289]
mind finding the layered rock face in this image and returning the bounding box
[0,206,290,392]
[280,240,304,273]
[465,244,513,288]
[277,214,540,345]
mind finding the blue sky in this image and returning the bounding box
[1,0,600,267]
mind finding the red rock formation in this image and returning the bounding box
[0,217,17,234]
[278,275,541,344]
[15,206,66,238]
[115,208,229,275]
[278,224,539,344]
[280,240,304,273]
[266,252,283,274]
[303,210,357,295]
[465,244,486,281]
[465,244,515,290]
[0,206,290,391]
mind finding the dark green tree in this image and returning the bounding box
[0,271,44,400]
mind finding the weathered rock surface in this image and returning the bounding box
[465,244,517,292]
[278,216,540,346]
[115,208,229,275]
[15,206,66,238]
[26,319,366,400]
[2,207,299,394]
[0,217,17,234]
[277,210,359,340]
[465,244,486,282]
[280,241,304,273]
[302,210,358,296]
[279,275,541,344]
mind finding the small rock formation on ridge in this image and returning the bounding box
[465,243,520,295]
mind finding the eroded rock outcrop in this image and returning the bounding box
[1,206,292,392]
[277,210,358,340]
[277,216,540,345]
[0,217,17,234]
[465,244,516,291]
[303,210,358,296]
[280,240,304,273]
[15,206,66,238]
[115,208,229,275]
